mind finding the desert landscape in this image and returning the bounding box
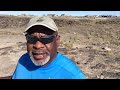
[0,14,120,79]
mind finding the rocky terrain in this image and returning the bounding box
[0,15,120,79]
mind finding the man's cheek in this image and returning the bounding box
[27,44,33,52]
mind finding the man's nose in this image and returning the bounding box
[33,41,45,49]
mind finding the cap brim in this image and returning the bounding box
[25,23,57,33]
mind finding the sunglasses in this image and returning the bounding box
[25,34,56,44]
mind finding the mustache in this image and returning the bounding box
[32,49,50,55]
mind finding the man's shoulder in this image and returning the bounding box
[56,53,86,79]
[20,53,29,58]
[17,53,30,65]
[56,53,80,72]
[18,53,29,61]
[57,53,75,65]
[57,53,70,60]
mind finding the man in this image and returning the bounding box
[12,16,86,79]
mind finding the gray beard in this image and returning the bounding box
[29,50,50,66]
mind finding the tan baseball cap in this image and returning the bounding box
[25,16,58,33]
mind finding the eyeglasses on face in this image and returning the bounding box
[25,34,56,44]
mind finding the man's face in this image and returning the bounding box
[26,31,60,66]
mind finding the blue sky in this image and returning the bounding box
[0,11,120,16]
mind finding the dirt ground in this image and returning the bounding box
[0,15,120,79]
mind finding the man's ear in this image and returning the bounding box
[56,35,60,47]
